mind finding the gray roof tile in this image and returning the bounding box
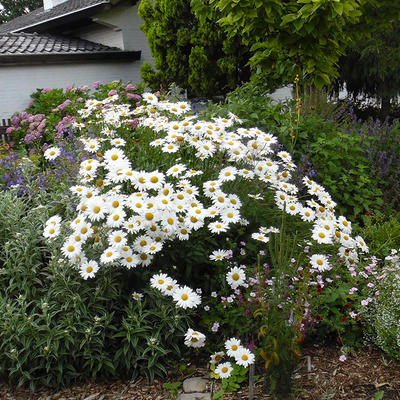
[0,0,111,34]
[0,32,122,55]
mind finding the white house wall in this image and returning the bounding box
[92,1,153,66]
[0,62,142,119]
[72,23,124,49]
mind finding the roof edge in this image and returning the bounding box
[9,1,112,34]
[0,50,141,65]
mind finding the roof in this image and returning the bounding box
[0,0,112,34]
[0,32,141,64]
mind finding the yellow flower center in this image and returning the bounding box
[145,213,154,221]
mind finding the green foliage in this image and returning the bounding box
[201,83,385,221]
[163,381,182,400]
[362,254,400,360]
[293,114,384,220]
[139,0,250,97]
[212,364,248,399]
[0,0,41,23]
[0,190,188,389]
[194,0,400,92]
[354,213,400,258]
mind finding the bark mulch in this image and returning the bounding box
[1,344,400,399]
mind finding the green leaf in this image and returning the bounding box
[332,1,344,16]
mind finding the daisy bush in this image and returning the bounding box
[38,86,372,389]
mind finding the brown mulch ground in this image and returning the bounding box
[1,344,400,399]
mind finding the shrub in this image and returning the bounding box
[361,250,400,359]
[2,81,384,397]
[0,190,188,389]
[202,83,387,222]
[36,85,376,398]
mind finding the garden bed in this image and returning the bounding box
[1,344,399,399]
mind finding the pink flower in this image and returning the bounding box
[108,89,117,96]
[93,81,102,89]
[41,88,52,94]
[339,355,347,362]
[128,118,139,128]
[349,287,358,295]
[211,322,220,332]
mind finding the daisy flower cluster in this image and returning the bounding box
[43,214,62,240]
[150,273,201,309]
[210,337,255,379]
[42,90,370,378]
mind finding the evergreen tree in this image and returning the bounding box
[138,0,250,98]
[0,0,42,23]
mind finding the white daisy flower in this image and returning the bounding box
[100,247,120,265]
[61,240,82,260]
[172,286,201,309]
[310,254,331,272]
[226,267,246,289]
[43,224,60,240]
[79,260,99,280]
[234,347,255,367]
[142,92,158,104]
[210,351,225,365]
[184,328,206,348]
[215,362,233,379]
[208,221,229,234]
[111,137,126,147]
[132,291,143,301]
[218,166,237,182]
[121,252,140,269]
[355,235,369,253]
[251,232,270,243]
[44,146,61,160]
[209,249,229,261]
[45,215,62,226]
[225,338,242,357]
[311,225,333,244]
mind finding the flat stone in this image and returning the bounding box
[182,377,208,393]
[177,393,211,400]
